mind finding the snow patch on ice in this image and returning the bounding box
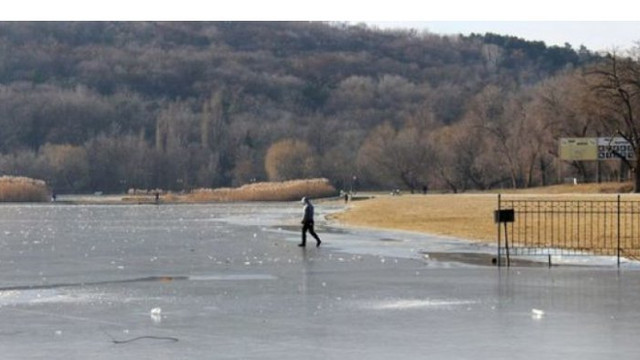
[150,307,162,323]
[0,289,103,306]
[531,308,545,320]
[363,298,478,310]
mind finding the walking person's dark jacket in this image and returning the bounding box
[299,197,321,247]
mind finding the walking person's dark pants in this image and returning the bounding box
[300,221,321,247]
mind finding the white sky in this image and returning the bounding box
[368,22,640,52]
[4,1,640,52]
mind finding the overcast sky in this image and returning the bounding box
[367,22,640,52]
[5,1,640,53]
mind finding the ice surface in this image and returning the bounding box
[0,202,639,359]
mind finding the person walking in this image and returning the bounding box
[299,197,321,247]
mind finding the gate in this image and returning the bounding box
[495,194,640,267]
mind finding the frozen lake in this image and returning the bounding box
[1,202,640,359]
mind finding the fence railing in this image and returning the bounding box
[496,194,640,267]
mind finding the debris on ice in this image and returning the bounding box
[150,307,162,323]
[531,308,545,319]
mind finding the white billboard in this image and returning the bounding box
[559,138,597,161]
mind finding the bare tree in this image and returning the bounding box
[264,139,317,181]
[39,143,89,192]
[430,122,506,192]
[357,121,432,192]
[464,85,525,188]
[588,50,640,191]
[528,69,609,183]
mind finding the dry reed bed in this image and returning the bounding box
[174,178,337,202]
[0,176,50,202]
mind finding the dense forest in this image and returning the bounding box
[0,21,636,194]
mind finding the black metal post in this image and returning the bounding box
[504,221,510,267]
[617,194,621,267]
[497,194,502,267]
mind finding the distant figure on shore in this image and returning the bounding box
[51,191,57,202]
[299,197,321,247]
[154,191,160,204]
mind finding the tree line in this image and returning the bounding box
[0,21,636,194]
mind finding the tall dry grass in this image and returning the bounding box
[0,176,50,202]
[181,178,337,202]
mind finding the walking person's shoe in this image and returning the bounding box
[298,243,306,247]
[316,240,321,247]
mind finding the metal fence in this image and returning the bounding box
[496,194,640,267]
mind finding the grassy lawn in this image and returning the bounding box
[329,193,499,242]
[328,182,639,244]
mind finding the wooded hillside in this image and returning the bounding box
[0,21,625,193]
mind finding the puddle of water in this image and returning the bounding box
[270,224,349,234]
[422,252,547,267]
[380,238,403,242]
